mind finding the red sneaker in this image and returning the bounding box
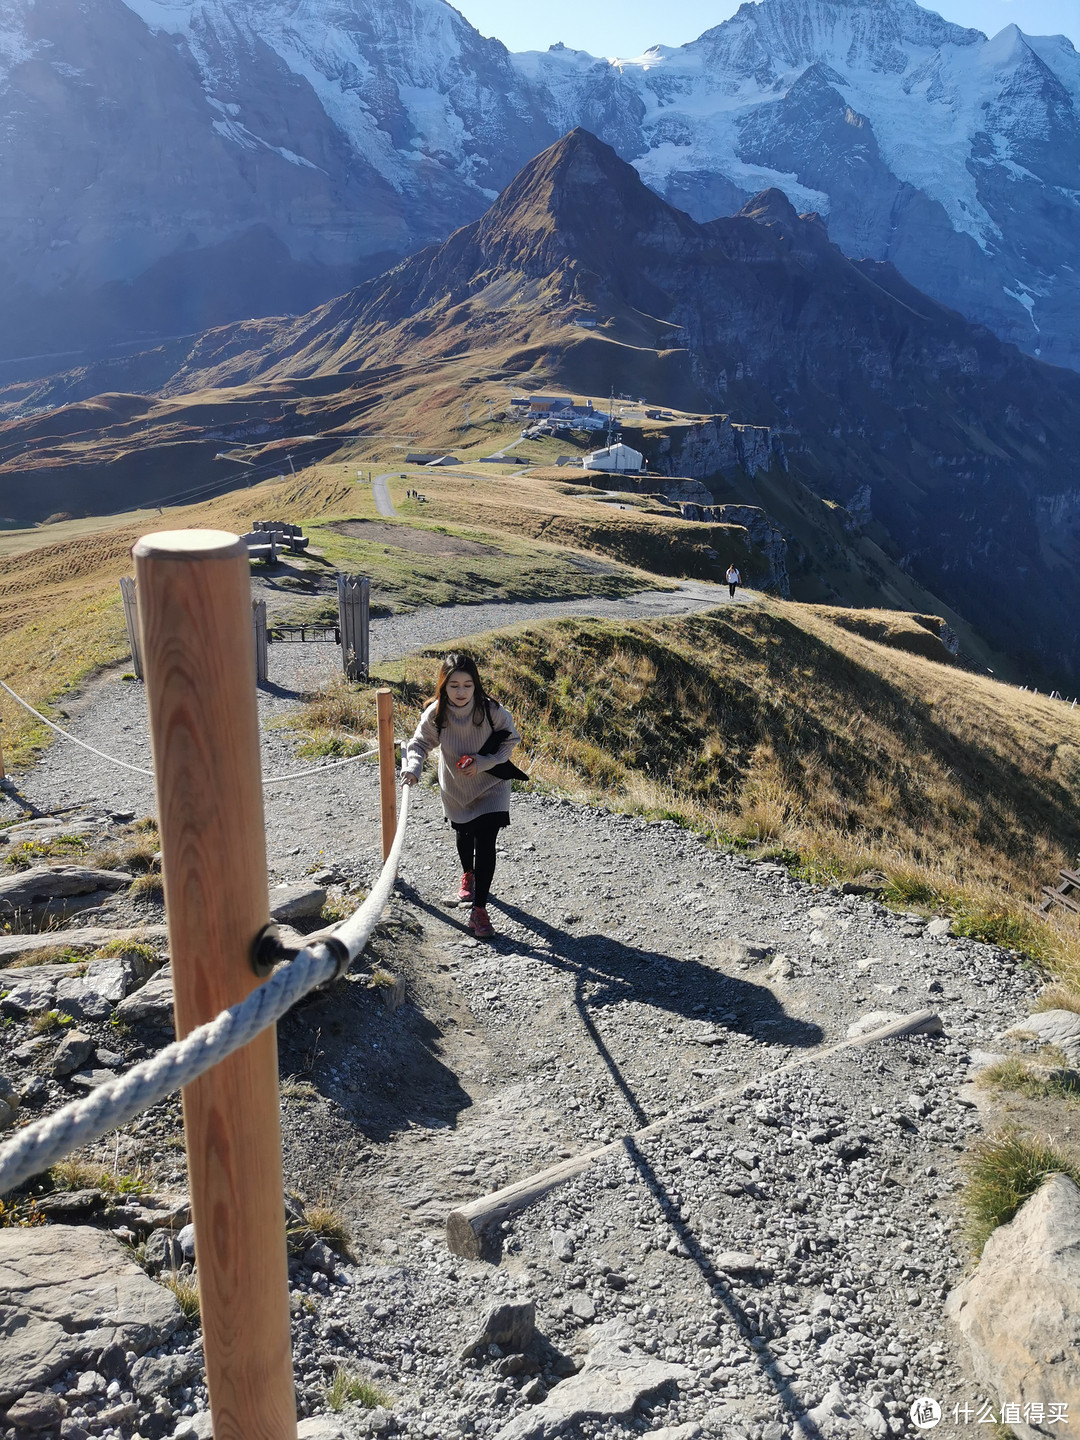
[457,871,475,903]
[468,905,495,938]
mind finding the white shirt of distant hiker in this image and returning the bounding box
[726,566,741,598]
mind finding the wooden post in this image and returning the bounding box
[133,530,295,1440]
[376,688,396,862]
[337,574,370,682]
[252,599,269,685]
[0,723,5,782]
[119,576,142,680]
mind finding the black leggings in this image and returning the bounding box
[455,826,498,906]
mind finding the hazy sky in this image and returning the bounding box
[453,0,1079,56]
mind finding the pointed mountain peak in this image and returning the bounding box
[738,189,801,227]
[476,128,690,271]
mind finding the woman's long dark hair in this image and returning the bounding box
[431,652,492,732]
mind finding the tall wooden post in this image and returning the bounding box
[376,688,396,862]
[0,723,6,782]
[252,598,269,685]
[133,530,295,1440]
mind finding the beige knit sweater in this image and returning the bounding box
[402,699,522,825]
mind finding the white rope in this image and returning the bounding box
[0,787,410,1196]
[262,746,379,784]
[0,679,155,776]
[0,677,380,785]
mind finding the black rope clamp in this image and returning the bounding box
[251,925,351,981]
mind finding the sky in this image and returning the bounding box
[452,0,1080,56]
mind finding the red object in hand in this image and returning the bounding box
[456,755,474,770]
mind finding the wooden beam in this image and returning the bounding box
[135,529,296,1440]
[446,1009,943,1261]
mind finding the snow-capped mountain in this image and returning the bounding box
[517,0,1080,368]
[0,0,1077,371]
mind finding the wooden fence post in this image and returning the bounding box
[252,599,269,685]
[337,574,370,682]
[0,723,5,782]
[119,576,142,680]
[376,688,396,862]
[133,529,296,1440]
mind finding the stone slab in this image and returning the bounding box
[0,1225,182,1405]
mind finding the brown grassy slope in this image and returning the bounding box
[0,463,763,759]
[353,602,1079,970]
[0,469,353,761]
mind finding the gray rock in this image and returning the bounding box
[648,1426,702,1440]
[269,883,327,922]
[68,1068,119,1090]
[462,1299,536,1358]
[925,917,952,937]
[550,1229,575,1263]
[0,970,59,1017]
[117,967,175,1024]
[130,1351,197,1401]
[171,1414,213,1440]
[0,865,132,914]
[52,1029,96,1078]
[143,1230,185,1274]
[79,958,130,1004]
[491,1320,689,1440]
[0,1096,16,1131]
[712,939,771,967]
[945,1173,1080,1440]
[711,1251,770,1276]
[0,1224,183,1406]
[1002,1008,1080,1063]
[296,1419,350,1440]
[1,1388,67,1430]
[55,972,118,1022]
[177,1223,196,1261]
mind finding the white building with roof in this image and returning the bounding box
[583,443,643,473]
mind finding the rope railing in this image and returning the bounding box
[0,677,380,785]
[0,786,410,1197]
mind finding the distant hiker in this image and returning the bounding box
[726,564,741,599]
[401,652,523,939]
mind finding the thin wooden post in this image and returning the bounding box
[119,576,142,680]
[133,529,295,1440]
[0,724,5,782]
[376,688,396,862]
[252,598,269,685]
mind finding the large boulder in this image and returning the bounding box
[945,1173,1080,1439]
[0,1225,183,1406]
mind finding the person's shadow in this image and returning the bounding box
[490,897,821,1119]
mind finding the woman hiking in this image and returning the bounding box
[401,652,522,939]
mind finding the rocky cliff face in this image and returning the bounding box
[0,0,1077,369]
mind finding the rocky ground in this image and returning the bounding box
[0,627,1070,1440]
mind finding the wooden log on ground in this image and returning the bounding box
[446,1008,943,1261]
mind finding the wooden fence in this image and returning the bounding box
[120,569,368,685]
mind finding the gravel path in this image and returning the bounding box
[0,580,1038,1440]
[0,582,744,830]
[373,472,400,518]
